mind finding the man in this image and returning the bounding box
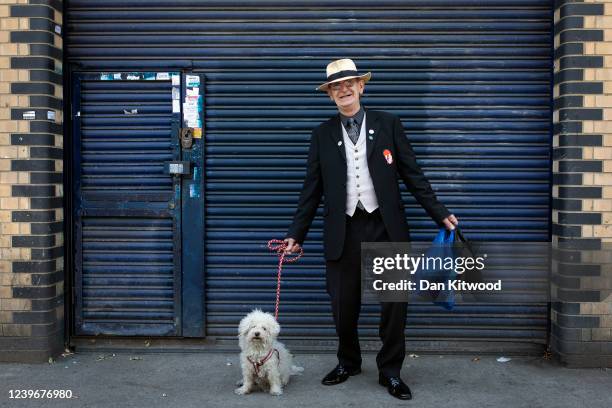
[284,58,458,400]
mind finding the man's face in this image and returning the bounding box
[327,78,365,111]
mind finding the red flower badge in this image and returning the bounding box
[383,149,393,165]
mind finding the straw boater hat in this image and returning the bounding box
[317,58,371,91]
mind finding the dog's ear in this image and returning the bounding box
[238,316,251,337]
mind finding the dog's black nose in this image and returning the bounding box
[254,331,260,337]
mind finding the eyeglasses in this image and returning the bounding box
[330,79,356,91]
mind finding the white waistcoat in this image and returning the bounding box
[342,114,379,216]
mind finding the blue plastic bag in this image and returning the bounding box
[414,228,457,310]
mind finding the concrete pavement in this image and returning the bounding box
[0,351,611,408]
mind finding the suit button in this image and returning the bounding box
[357,184,360,188]
[356,175,360,178]
[356,166,359,170]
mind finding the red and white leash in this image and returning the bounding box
[267,239,303,320]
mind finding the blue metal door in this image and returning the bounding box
[71,72,183,336]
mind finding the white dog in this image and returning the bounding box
[235,310,302,396]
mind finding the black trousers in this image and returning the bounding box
[325,207,408,377]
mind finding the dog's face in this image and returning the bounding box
[238,310,280,349]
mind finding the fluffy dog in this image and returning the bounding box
[235,310,302,396]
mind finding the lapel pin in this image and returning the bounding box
[383,149,393,165]
[368,136,373,141]
[337,141,342,146]
[369,129,374,134]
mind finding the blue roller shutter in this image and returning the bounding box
[66,0,552,350]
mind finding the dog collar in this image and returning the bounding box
[247,348,280,376]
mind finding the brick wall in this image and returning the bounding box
[0,0,64,363]
[552,0,612,367]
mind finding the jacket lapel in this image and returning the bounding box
[329,114,346,162]
[366,109,381,162]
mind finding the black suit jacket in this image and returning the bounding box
[287,109,450,261]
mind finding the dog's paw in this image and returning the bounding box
[234,386,250,395]
[269,387,283,396]
[235,379,243,386]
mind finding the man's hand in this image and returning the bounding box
[283,238,302,254]
[442,214,459,231]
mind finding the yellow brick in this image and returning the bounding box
[583,147,594,159]
[1,121,17,133]
[595,68,612,81]
[20,247,30,260]
[0,262,10,273]
[583,172,594,185]
[0,159,11,171]
[593,121,612,133]
[592,328,612,341]
[603,213,612,224]
[0,236,12,248]
[17,44,27,55]
[0,210,10,222]
[595,42,612,54]
[17,172,27,184]
[592,302,610,315]
[18,17,28,30]
[0,172,17,183]
[0,184,10,196]
[593,199,612,211]
[597,96,612,107]
[18,197,28,209]
[0,17,18,30]
[11,274,30,286]
[0,197,18,209]
[1,324,31,337]
[594,173,612,185]
[605,161,612,172]
[17,146,28,158]
[1,247,17,258]
[17,69,27,81]
[604,186,612,198]
[0,312,12,324]
[1,222,19,234]
[582,225,594,237]
[593,147,612,159]
[0,133,9,145]
[2,298,30,311]
[0,56,9,69]
[0,43,17,56]
[0,286,10,298]
[19,222,29,234]
[583,121,594,133]
[0,146,18,158]
[586,42,596,55]
[594,224,612,237]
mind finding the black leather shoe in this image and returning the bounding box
[321,364,361,385]
[379,373,412,400]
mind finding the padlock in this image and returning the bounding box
[180,128,194,149]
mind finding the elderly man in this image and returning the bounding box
[284,58,458,400]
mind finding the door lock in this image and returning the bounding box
[180,128,194,149]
